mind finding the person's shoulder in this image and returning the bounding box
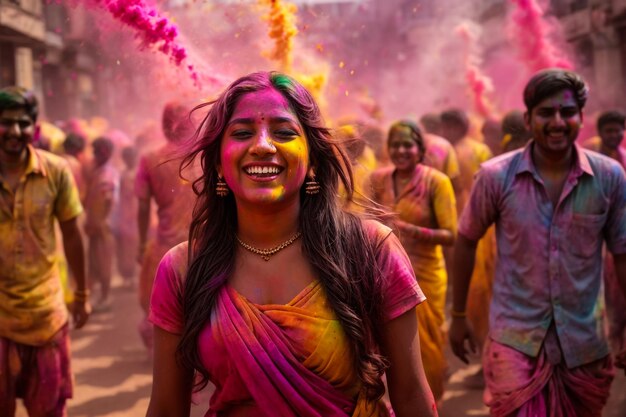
[35,148,68,168]
[421,164,449,180]
[160,241,190,279]
[480,148,523,174]
[361,218,393,247]
[582,147,626,178]
[33,149,75,182]
[370,165,394,181]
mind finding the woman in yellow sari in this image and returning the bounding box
[369,120,457,401]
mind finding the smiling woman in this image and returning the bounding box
[368,120,457,402]
[145,72,438,417]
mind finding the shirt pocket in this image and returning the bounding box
[568,212,607,257]
[29,200,53,232]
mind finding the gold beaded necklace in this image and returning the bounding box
[236,232,302,261]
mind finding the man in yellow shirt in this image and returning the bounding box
[0,87,89,416]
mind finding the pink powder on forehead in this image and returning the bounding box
[88,0,201,87]
[509,0,574,72]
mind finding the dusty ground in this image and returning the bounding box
[15,278,626,417]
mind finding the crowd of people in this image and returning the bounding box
[1,67,625,417]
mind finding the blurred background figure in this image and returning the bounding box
[135,101,197,352]
[368,120,457,403]
[480,117,502,156]
[582,110,626,357]
[501,110,532,154]
[116,145,140,289]
[336,123,377,211]
[62,132,87,201]
[84,137,119,312]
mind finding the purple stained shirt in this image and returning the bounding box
[459,141,626,368]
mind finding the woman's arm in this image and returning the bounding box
[381,308,438,417]
[146,326,194,417]
[395,220,455,246]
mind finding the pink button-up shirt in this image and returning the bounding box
[459,141,626,368]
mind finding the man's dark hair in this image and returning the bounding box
[440,108,470,137]
[0,86,39,122]
[92,136,114,156]
[63,132,86,155]
[597,110,626,131]
[523,69,588,114]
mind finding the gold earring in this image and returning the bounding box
[305,174,320,195]
[216,175,229,197]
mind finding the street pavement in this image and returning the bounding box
[15,277,626,417]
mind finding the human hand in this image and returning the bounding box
[449,316,477,364]
[72,299,91,329]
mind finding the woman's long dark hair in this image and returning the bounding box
[178,71,388,400]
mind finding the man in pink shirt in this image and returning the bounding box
[84,137,119,311]
[450,69,626,416]
[135,102,197,350]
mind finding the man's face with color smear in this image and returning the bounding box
[526,89,582,155]
[0,108,34,159]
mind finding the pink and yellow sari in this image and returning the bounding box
[150,222,425,417]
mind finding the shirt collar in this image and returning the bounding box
[515,140,594,178]
[24,145,47,177]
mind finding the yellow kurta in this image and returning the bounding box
[368,164,457,400]
[453,137,492,214]
[454,136,494,348]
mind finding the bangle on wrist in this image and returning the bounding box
[74,289,90,302]
[450,309,466,318]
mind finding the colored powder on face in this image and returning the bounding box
[87,0,203,87]
[509,0,574,72]
[456,23,497,119]
[259,0,298,72]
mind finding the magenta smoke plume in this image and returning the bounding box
[88,0,201,86]
[457,23,496,118]
[509,0,574,72]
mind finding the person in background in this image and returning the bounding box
[135,102,197,351]
[337,124,377,211]
[0,86,89,416]
[146,72,437,417]
[62,132,87,201]
[440,108,492,213]
[369,119,456,402]
[419,113,461,191]
[116,145,139,289]
[480,118,502,156]
[501,110,532,154]
[440,108,495,390]
[450,69,626,415]
[583,110,626,165]
[84,137,118,311]
[583,110,626,359]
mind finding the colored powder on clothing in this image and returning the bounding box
[456,23,497,118]
[259,0,298,72]
[88,0,202,86]
[509,0,574,72]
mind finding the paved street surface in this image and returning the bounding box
[16,277,626,417]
